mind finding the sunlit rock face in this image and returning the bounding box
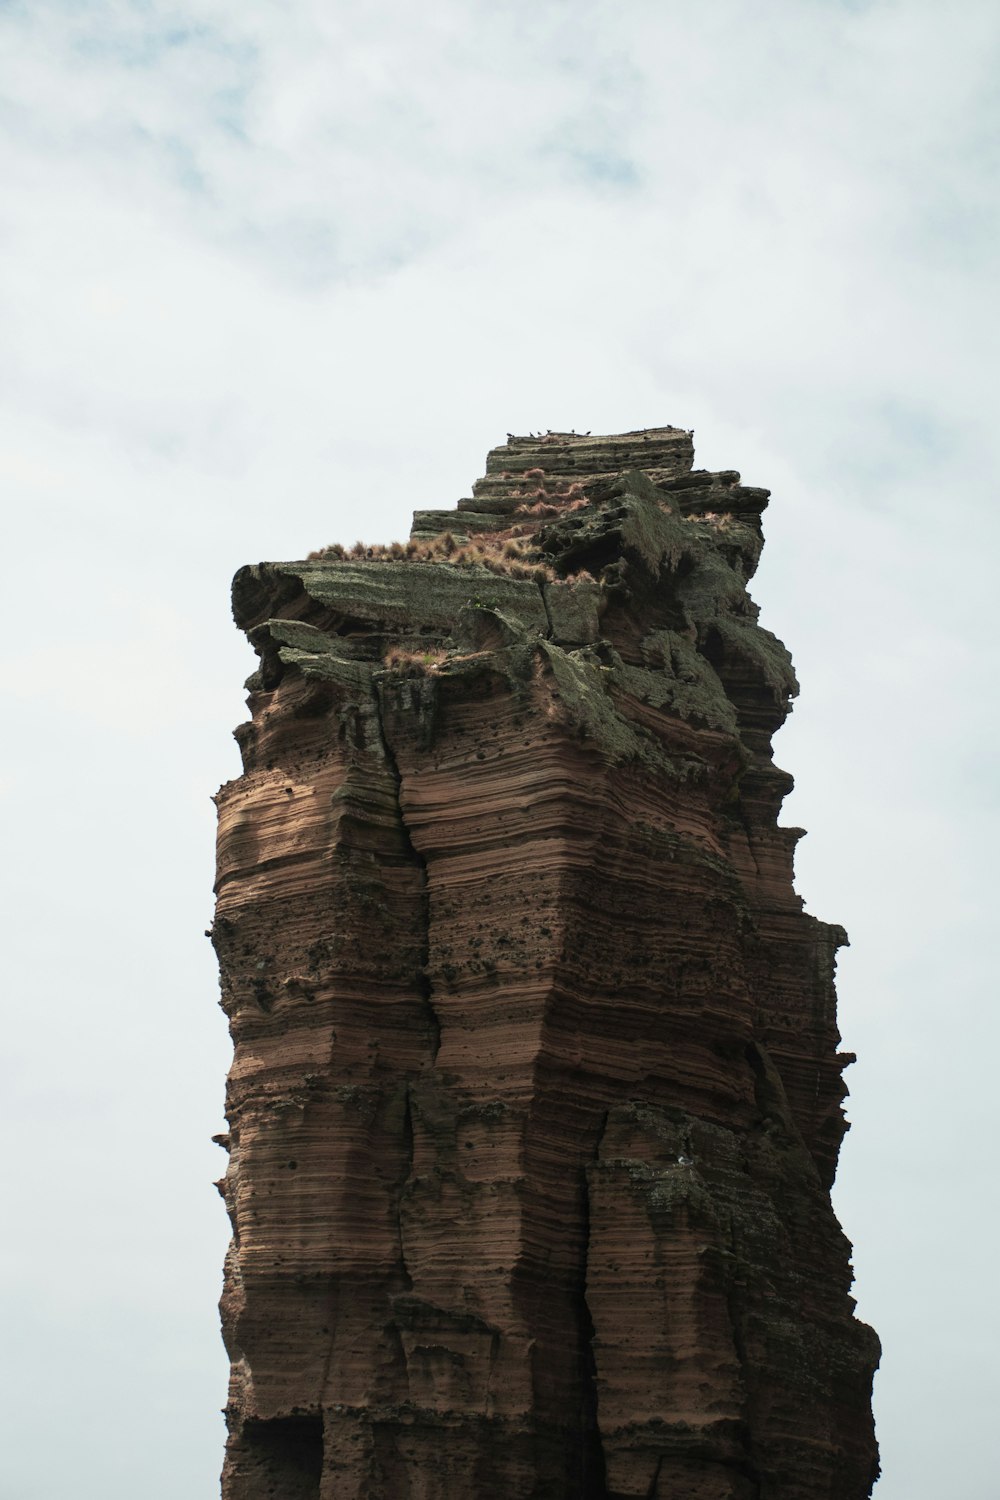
[212,429,879,1500]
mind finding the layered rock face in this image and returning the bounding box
[212,428,879,1500]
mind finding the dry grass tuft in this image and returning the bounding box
[383,646,448,675]
[307,542,347,560]
[305,514,576,579]
[304,471,596,567]
[515,499,562,518]
[684,510,732,530]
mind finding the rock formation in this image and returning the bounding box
[211,428,880,1500]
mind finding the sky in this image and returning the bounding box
[1,1,997,1495]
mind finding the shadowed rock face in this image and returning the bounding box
[212,429,880,1500]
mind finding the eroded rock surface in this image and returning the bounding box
[212,428,879,1499]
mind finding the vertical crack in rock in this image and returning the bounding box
[580,1112,609,1500]
[536,575,554,639]
[214,427,880,1500]
[395,1084,415,1291]
[372,679,441,1063]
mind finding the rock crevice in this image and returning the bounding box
[213,427,879,1499]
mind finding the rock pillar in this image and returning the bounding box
[212,429,879,1499]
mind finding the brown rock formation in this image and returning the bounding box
[212,428,879,1499]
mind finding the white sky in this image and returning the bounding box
[2,2,997,1496]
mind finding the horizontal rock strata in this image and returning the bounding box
[212,427,880,1499]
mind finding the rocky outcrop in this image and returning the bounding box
[212,428,879,1499]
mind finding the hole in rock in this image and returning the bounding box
[241,1414,323,1497]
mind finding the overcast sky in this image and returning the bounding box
[2,2,997,1496]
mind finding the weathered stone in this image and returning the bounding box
[212,427,879,1499]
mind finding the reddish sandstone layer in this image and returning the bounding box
[212,428,879,1499]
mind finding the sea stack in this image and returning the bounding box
[211,428,880,1499]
